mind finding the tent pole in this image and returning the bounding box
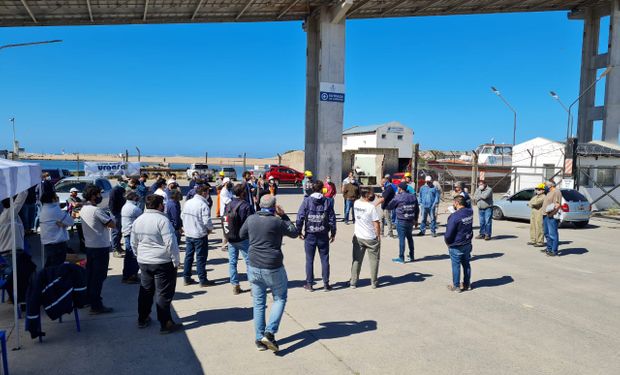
[9,195,21,349]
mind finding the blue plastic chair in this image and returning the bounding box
[0,330,9,375]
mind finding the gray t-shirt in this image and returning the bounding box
[80,204,113,249]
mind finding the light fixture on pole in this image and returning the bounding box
[549,91,572,142]
[9,117,16,159]
[490,86,517,146]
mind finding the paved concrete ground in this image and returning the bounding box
[2,193,620,375]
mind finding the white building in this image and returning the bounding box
[510,137,620,210]
[511,137,565,192]
[342,121,414,159]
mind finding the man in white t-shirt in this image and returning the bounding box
[350,188,382,289]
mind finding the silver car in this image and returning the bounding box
[55,177,113,210]
[219,167,238,181]
[493,188,591,228]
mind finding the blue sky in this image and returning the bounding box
[0,12,609,157]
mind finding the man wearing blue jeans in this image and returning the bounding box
[387,182,419,264]
[224,183,253,295]
[542,181,562,256]
[240,194,298,352]
[417,176,439,237]
[444,195,474,293]
[181,185,214,287]
[474,180,493,240]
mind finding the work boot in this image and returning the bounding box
[184,278,198,286]
[232,285,242,295]
[485,235,491,241]
[160,321,183,335]
[475,235,485,240]
[260,332,279,352]
[303,283,314,292]
[200,280,216,287]
[112,249,125,258]
[121,274,140,284]
[447,285,462,293]
[138,316,151,329]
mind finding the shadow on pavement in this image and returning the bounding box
[416,254,450,262]
[181,307,253,330]
[559,248,589,256]
[471,275,514,289]
[377,272,432,287]
[174,290,207,300]
[489,235,518,240]
[471,252,504,261]
[276,320,377,356]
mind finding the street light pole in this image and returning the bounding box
[9,117,16,159]
[549,91,572,144]
[490,86,517,146]
[567,66,612,140]
[0,40,63,52]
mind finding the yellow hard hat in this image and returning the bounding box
[219,171,225,176]
[304,170,313,177]
[536,183,546,190]
[404,172,412,178]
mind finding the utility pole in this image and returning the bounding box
[413,143,419,188]
[470,150,479,193]
[135,147,141,162]
[205,152,208,164]
[9,117,16,160]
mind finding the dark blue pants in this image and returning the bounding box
[44,241,68,268]
[19,203,37,232]
[123,235,139,279]
[304,233,330,284]
[111,213,122,251]
[138,262,177,329]
[184,236,209,283]
[396,221,414,260]
[85,246,110,310]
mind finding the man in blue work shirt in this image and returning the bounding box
[417,176,440,237]
[387,181,419,264]
[296,181,337,292]
[444,195,474,293]
[376,175,396,238]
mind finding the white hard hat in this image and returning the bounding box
[70,188,79,193]
[222,177,230,184]
[425,176,432,182]
[268,176,274,180]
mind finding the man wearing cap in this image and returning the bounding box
[240,194,299,352]
[528,184,546,247]
[417,176,440,237]
[218,177,233,251]
[542,180,562,256]
[181,185,215,287]
[387,182,419,263]
[473,179,494,240]
[109,178,127,258]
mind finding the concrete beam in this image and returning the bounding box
[587,106,605,122]
[603,0,620,144]
[305,6,346,184]
[330,0,353,24]
[192,0,206,20]
[236,0,255,21]
[591,52,609,70]
[277,0,302,20]
[348,0,372,16]
[19,0,37,23]
[143,0,150,22]
[577,7,600,143]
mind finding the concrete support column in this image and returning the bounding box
[304,4,348,184]
[603,0,620,144]
[577,7,601,144]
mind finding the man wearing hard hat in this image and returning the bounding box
[302,170,314,197]
[404,173,416,194]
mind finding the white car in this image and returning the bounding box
[55,177,113,210]
[186,163,213,181]
[493,188,591,228]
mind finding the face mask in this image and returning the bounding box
[479,184,484,189]
[95,196,103,205]
[45,176,51,181]
[427,182,432,186]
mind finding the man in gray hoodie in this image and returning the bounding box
[473,179,493,240]
[240,194,298,353]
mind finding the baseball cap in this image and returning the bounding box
[425,176,432,182]
[222,177,230,184]
[398,181,408,190]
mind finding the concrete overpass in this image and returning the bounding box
[1,0,618,181]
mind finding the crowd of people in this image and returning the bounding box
[0,167,567,353]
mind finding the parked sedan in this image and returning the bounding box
[493,188,591,228]
[55,176,113,210]
[264,165,304,186]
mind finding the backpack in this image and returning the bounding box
[223,200,243,243]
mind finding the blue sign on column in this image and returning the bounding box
[319,82,345,103]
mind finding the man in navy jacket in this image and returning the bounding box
[387,182,419,263]
[296,181,337,292]
[444,195,474,293]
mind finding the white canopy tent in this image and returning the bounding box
[0,159,41,349]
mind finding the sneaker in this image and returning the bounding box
[260,332,279,352]
[447,285,462,293]
[392,257,405,264]
[121,275,140,284]
[112,250,125,258]
[432,233,437,238]
[160,321,183,335]
[534,243,546,248]
[485,235,491,241]
[475,235,485,239]
[303,283,314,292]
[200,280,216,287]
[460,283,472,292]
[184,279,198,286]
[350,283,357,289]
[232,285,242,295]
[527,241,535,245]
[255,340,268,351]
[89,306,114,315]
[138,316,151,329]
[546,251,557,257]
[416,232,425,236]
[324,284,332,292]
[406,255,415,263]
[371,283,378,289]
